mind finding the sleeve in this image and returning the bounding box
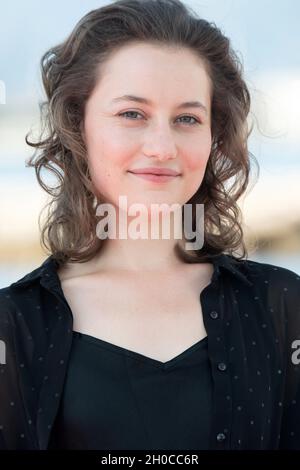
[0,289,35,449]
[276,268,300,449]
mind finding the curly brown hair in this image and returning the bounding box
[25,0,259,266]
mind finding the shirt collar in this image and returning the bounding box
[9,255,61,290]
[9,252,253,290]
[213,253,254,287]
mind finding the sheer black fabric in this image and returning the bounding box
[0,252,299,449]
[47,331,212,450]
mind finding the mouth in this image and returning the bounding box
[127,171,180,183]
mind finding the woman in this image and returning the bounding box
[0,0,299,451]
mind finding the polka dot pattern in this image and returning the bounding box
[0,253,299,449]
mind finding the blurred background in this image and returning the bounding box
[0,0,299,287]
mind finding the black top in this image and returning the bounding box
[0,252,300,450]
[48,331,212,450]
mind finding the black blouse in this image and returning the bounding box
[0,252,300,450]
[47,331,212,450]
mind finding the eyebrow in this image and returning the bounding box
[111,94,208,115]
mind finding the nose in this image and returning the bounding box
[142,126,177,161]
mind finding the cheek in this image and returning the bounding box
[87,126,136,172]
[185,134,211,173]
[85,137,131,199]
[183,134,211,196]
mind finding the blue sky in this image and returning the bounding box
[0,0,299,179]
[0,0,299,102]
[0,0,299,277]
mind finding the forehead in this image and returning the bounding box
[91,42,212,103]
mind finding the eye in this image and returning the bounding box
[119,111,143,120]
[118,111,201,125]
[177,115,201,125]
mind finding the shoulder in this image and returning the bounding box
[0,257,71,369]
[0,262,44,311]
[216,253,299,294]
[0,285,18,327]
[222,254,299,308]
[0,282,40,339]
[235,257,300,313]
[0,255,60,329]
[233,256,300,286]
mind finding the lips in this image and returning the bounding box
[128,172,179,183]
[128,167,181,176]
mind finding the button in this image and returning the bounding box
[218,362,227,371]
[216,432,226,442]
[210,311,219,319]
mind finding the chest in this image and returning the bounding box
[58,265,213,362]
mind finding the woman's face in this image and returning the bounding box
[82,42,212,213]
